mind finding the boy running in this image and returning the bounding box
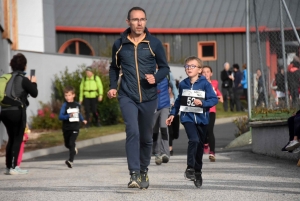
[202,66,223,162]
[59,86,87,168]
[166,56,218,188]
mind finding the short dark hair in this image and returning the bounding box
[10,53,27,71]
[203,65,213,72]
[64,86,75,94]
[233,64,240,70]
[127,7,146,20]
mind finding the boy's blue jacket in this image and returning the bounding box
[170,76,218,125]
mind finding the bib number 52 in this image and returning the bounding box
[187,97,195,106]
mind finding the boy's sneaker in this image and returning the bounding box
[65,160,73,168]
[204,144,209,154]
[281,141,290,152]
[161,154,169,163]
[128,172,141,188]
[8,168,19,175]
[194,172,203,188]
[184,168,195,180]
[286,140,300,151]
[209,152,216,162]
[75,147,78,155]
[155,154,162,165]
[292,147,300,154]
[140,170,149,189]
[15,166,28,174]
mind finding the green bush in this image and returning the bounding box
[53,63,122,125]
[31,101,62,130]
[233,116,250,138]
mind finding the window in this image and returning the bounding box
[197,41,217,61]
[163,43,170,62]
[58,38,95,56]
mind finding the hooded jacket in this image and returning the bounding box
[109,27,170,103]
[170,76,218,125]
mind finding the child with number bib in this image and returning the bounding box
[166,56,218,188]
[59,86,87,168]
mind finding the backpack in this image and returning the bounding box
[0,72,24,107]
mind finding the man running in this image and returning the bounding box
[107,7,169,189]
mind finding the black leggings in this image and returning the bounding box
[63,130,79,162]
[204,112,216,153]
[83,98,99,124]
[0,110,26,169]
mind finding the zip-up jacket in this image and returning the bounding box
[170,76,218,125]
[157,77,170,110]
[79,75,103,102]
[109,27,170,103]
[241,69,248,89]
[59,101,84,131]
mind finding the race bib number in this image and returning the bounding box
[180,89,205,113]
[67,107,80,122]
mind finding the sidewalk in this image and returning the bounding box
[0,148,299,201]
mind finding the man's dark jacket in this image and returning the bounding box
[109,27,170,103]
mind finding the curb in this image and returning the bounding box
[0,117,236,163]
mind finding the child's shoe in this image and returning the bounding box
[286,140,300,151]
[161,154,169,163]
[8,168,20,175]
[194,172,202,188]
[209,152,216,162]
[184,167,195,180]
[155,154,162,165]
[204,144,209,154]
[65,160,73,168]
[15,166,28,174]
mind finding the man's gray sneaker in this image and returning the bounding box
[161,154,169,163]
[140,170,149,189]
[155,154,162,165]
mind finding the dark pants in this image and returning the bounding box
[118,96,157,173]
[287,115,300,141]
[243,88,248,103]
[169,115,180,147]
[1,110,25,169]
[83,98,99,125]
[290,88,299,107]
[204,112,216,153]
[222,87,234,111]
[256,92,265,107]
[63,130,79,162]
[233,88,243,111]
[183,122,207,171]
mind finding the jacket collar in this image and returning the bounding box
[120,27,151,44]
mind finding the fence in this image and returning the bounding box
[247,0,300,120]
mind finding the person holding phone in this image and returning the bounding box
[1,53,38,175]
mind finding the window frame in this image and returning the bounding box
[58,38,95,56]
[197,41,217,61]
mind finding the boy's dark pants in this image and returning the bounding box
[183,122,207,171]
[287,115,300,140]
[63,130,79,162]
[118,95,157,173]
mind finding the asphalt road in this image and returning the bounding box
[25,121,237,162]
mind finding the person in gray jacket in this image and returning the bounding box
[108,7,169,190]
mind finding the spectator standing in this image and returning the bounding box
[79,67,103,127]
[232,64,243,112]
[275,67,286,107]
[220,62,234,112]
[1,53,38,175]
[256,69,266,107]
[288,60,300,107]
[241,64,248,104]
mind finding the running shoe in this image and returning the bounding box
[15,166,28,174]
[161,154,169,163]
[155,154,162,165]
[8,168,19,175]
[286,140,300,151]
[209,152,216,162]
[293,147,300,154]
[194,172,202,188]
[204,144,209,154]
[128,172,141,188]
[184,168,195,180]
[140,169,149,189]
[65,160,73,168]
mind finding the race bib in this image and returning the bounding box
[67,107,80,122]
[180,89,205,113]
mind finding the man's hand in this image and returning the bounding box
[145,74,155,84]
[166,115,174,126]
[98,97,103,102]
[107,89,117,99]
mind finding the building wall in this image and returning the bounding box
[42,0,56,53]
[56,32,248,81]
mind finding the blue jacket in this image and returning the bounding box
[109,27,170,103]
[157,77,170,110]
[241,69,247,89]
[170,76,218,125]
